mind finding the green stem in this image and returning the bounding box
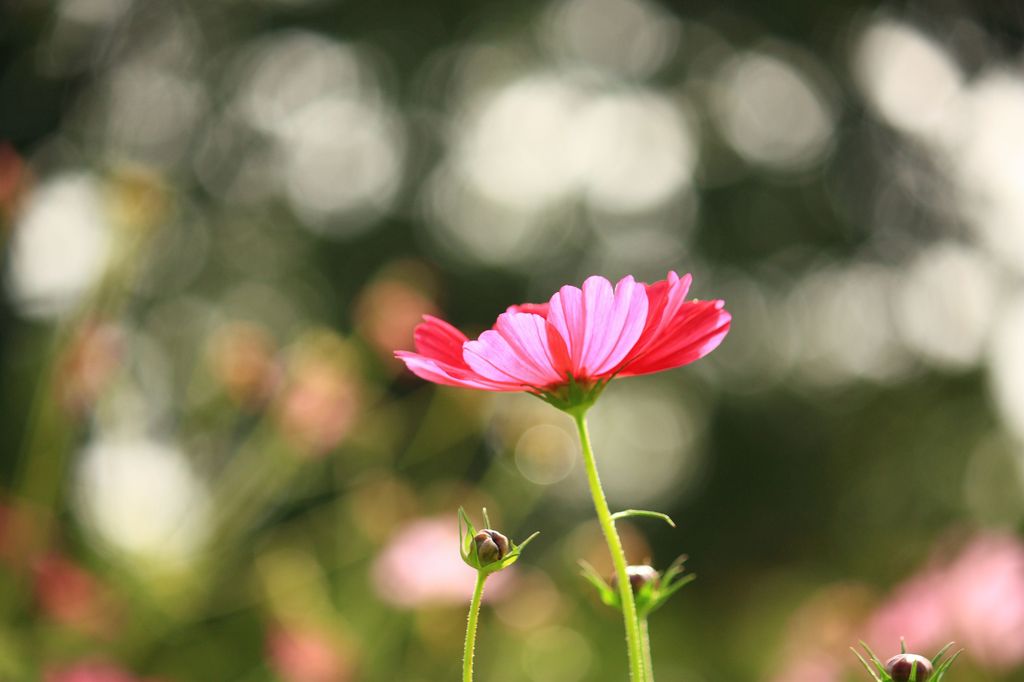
[572,411,646,682]
[463,571,487,682]
[640,617,654,682]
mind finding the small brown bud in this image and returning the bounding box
[885,654,933,682]
[473,529,509,564]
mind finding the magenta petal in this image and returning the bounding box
[545,275,648,379]
[547,283,586,374]
[585,275,649,376]
[492,312,565,384]
[577,276,616,373]
[619,302,731,376]
[394,351,514,390]
[506,301,550,318]
[413,315,470,367]
[463,312,562,387]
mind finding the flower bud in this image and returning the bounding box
[473,530,509,564]
[885,654,933,682]
[612,565,660,593]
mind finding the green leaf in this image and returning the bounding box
[850,648,882,682]
[640,573,695,617]
[933,648,963,680]
[858,641,887,675]
[458,507,477,564]
[516,531,540,551]
[609,509,676,528]
[930,642,954,665]
[578,561,617,607]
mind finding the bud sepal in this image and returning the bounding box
[459,507,538,574]
[851,640,963,682]
[580,556,695,618]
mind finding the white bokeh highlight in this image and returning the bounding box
[75,433,212,567]
[713,50,836,172]
[6,173,112,319]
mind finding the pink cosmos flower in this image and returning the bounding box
[395,272,730,406]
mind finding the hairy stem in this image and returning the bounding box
[463,571,487,682]
[640,617,654,682]
[573,411,646,682]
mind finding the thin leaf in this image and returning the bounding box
[482,507,492,530]
[578,561,616,606]
[934,649,964,678]
[859,641,887,675]
[578,561,611,588]
[516,531,540,551]
[850,648,883,682]
[652,573,696,606]
[610,509,677,528]
[458,507,476,558]
[660,555,689,585]
[931,642,954,665]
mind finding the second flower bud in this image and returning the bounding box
[473,529,510,564]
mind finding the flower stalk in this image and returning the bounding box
[458,508,537,682]
[463,571,486,682]
[640,617,655,682]
[572,410,647,682]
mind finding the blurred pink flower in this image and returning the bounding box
[0,499,46,570]
[769,654,844,682]
[208,321,280,407]
[769,583,874,682]
[33,553,115,636]
[372,516,511,608]
[45,661,162,682]
[356,272,439,366]
[267,624,352,682]
[0,142,30,225]
[395,272,730,398]
[276,333,359,456]
[867,531,1024,671]
[865,565,949,655]
[944,533,1024,669]
[56,321,124,416]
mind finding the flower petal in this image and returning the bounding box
[547,275,648,378]
[463,312,562,387]
[397,315,523,391]
[547,283,586,373]
[395,351,518,390]
[618,300,731,376]
[413,315,469,367]
[506,302,550,318]
[583,275,649,376]
[632,271,692,355]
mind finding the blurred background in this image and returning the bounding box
[2,0,1024,680]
